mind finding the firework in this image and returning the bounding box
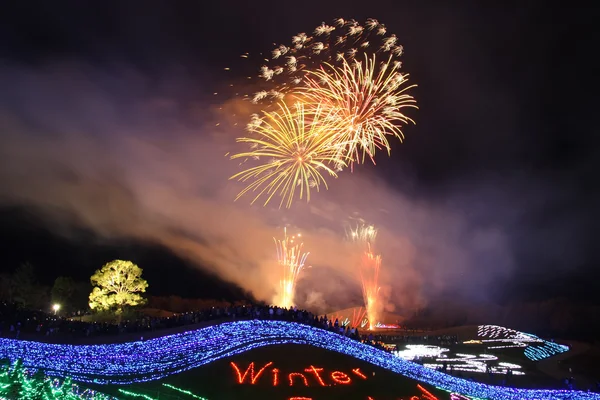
[361,244,382,330]
[298,53,417,165]
[229,102,348,208]
[347,221,381,330]
[274,228,309,308]
[351,306,367,328]
[347,222,378,247]
[255,18,406,99]
[249,17,417,168]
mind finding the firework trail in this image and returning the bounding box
[274,228,309,308]
[361,244,382,331]
[351,306,367,328]
[229,102,348,208]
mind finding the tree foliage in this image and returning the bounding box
[12,262,36,307]
[0,263,49,309]
[51,277,90,312]
[88,260,148,314]
[51,276,76,304]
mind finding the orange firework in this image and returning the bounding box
[230,102,348,208]
[361,244,382,330]
[297,53,417,166]
[274,228,309,308]
[351,306,367,328]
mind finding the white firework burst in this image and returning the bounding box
[312,42,325,54]
[365,18,379,30]
[315,23,335,36]
[260,66,274,80]
[252,90,268,103]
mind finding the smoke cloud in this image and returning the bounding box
[0,60,592,318]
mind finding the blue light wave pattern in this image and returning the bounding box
[0,321,597,400]
[478,325,569,361]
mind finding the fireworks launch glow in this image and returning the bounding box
[347,221,382,330]
[298,53,417,166]
[274,228,309,308]
[352,306,367,328]
[229,102,348,208]
[361,244,382,331]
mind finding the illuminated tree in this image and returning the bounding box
[88,260,148,317]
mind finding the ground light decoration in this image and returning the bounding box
[230,360,369,386]
[477,325,569,361]
[118,383,208,400]
[393,345,525,376]
[1,320,597,400]
[0,359,116,399]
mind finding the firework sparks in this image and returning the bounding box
[227,17,418,207]
[253,18,413,102]
[246,17,417,168]
[361,244,382,331]
[347,223,378,247]
[298,53,417,165]
[351,306,367,328]
[274,228,309,308]
[229,102,348,208]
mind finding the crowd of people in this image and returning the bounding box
[0,302,392,349]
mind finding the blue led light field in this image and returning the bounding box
[0,320,597,400]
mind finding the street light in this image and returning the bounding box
[52,304,61,315]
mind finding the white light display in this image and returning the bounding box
[394,346,524,376]
[0,320,595,400]
[393,345,449,361]
[477,325,569,361]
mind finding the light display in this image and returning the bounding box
[330,371,351,385]
[288,372,308,387]
[230,361,369,387]
[305,366,326,386]
[394,345,449,361]
[1,320,597,399]
[0,360,116,400]
[162,383,208,400]
[230,361,273,384]
[375,322,400,329]
[118,389,155,400]
[120,384,209,400]
[477,325,569,361]
[393,345,524,376]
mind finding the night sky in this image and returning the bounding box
[0,1,598,329]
